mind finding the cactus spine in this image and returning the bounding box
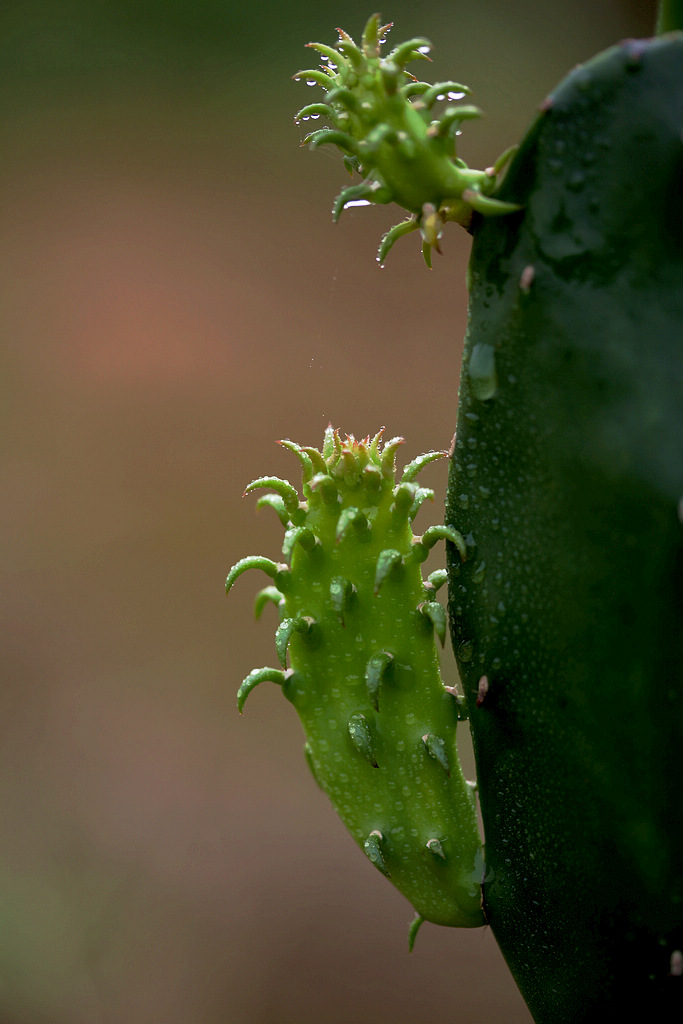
[227,428,485,930]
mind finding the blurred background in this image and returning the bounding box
[0,1,657,1021]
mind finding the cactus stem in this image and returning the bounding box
[232,427,486,929]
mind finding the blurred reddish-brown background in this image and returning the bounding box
[0,2,656,1021]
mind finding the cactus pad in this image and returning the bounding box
[294,14,520,265]
[228,428,485,930]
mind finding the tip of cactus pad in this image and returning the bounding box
[295,16,521,263]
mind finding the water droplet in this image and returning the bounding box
[343,199,372,209]
[447,90,466,101]
[468,343,498,400]
[472,561,486,584]
[458,640,474,662]
[417,45,431,54]
[567,170,585,192]
[306,80,316,87]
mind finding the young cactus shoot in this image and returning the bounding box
[227,429,485,934]
[294,13,520,265]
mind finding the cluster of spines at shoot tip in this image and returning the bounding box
[226,426,467,716]
[293,14,520,265]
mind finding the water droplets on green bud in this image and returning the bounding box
[295,15,521,264]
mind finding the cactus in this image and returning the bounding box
[294,13,519,266]
[229,7,683,1021]
[227,429,484,932]
[445,27,683,1022]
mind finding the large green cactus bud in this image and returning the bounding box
[446,31,683,1022]
[227,428,485,932]
[294,14,519,265]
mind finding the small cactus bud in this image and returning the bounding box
[295,16,520,263]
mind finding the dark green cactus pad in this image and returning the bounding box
[446,33,683,1021]
[228,428,485,929]
[294,14,519,265]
